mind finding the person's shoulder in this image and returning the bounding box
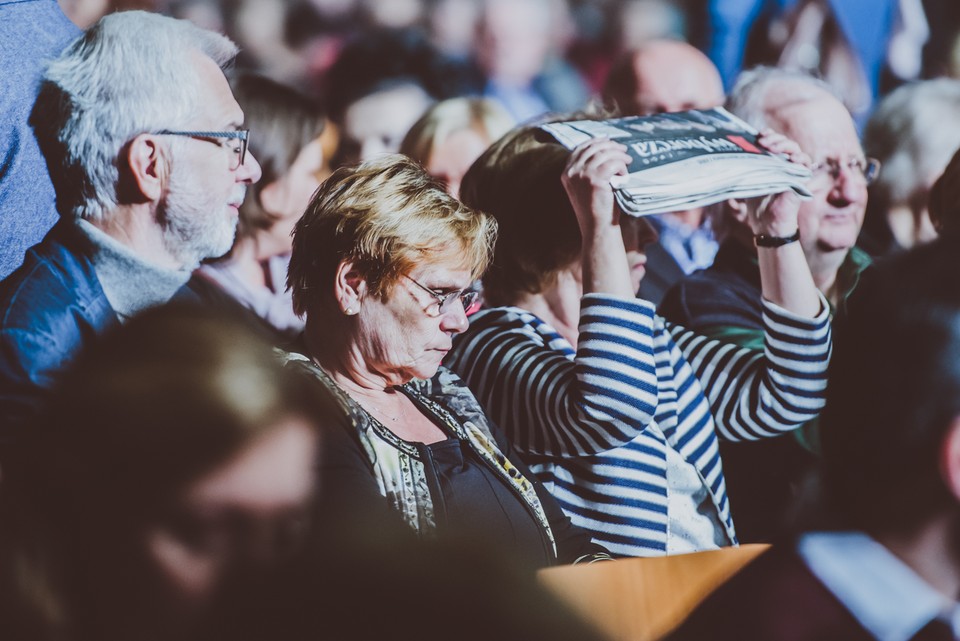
[0,228,114,398]
[468,305,537,327]
[0,225,109,331]
[455,305,541,344]
[666,547,873,641]
[660,265,763,332]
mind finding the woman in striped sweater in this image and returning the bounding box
[446,126,832,557]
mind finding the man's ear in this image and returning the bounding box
[122,134,166,203]
[939,418,960,503]
[333,259,367,315]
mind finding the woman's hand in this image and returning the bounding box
[744,130,811,238]
[560,137,638,299]
[748,130,822,318]
[562,137,632,236]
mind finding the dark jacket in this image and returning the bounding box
[0,222,117,436]
[287,355,608,569]
[666,546,874,641]
[0,222,270,440]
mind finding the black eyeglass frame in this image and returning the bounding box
[404,275,479,316]
[154,129,250,170]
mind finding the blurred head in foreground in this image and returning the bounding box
[820,236,960,542]
[0,305,325,641]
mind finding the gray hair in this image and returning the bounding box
[33,11,238,222]
[865,79,960,206]
[725,66,839,131]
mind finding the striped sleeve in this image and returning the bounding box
[666,294,832,442]
[446,294,660,458]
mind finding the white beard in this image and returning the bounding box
[158,163,242,268]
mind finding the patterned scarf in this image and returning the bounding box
[284,353,557,556]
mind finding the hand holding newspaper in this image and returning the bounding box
[539,107,813,217]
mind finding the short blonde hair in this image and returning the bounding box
[288,154,497,317]
[399,97,514,166]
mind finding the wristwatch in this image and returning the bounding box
[754,229,800,248]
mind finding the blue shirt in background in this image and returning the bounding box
[0,0,79,280]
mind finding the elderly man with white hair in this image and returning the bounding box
[660,67,875,542]
[0,11,262,433]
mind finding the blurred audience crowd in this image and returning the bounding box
[55,0,960,127]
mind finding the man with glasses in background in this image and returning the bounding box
[659,67,877,544]
[0,11,261,436]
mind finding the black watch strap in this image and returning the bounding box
[754,229,800,248]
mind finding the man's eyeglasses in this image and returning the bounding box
[405,275,479,316]
[155,129,249,170]
[809,157,881,185]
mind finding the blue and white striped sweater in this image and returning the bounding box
[446,293,832,557]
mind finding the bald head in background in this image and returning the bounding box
[602,40,726,304]
[604,39,724,116]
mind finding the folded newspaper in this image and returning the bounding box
[539,107,813,217]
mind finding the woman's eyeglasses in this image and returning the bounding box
[405,275,479,316]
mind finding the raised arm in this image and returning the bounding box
[667,295,831,442]
[561,137,638,299]
[743,131,822,319]
[672,132,831,440]
[447,138,661,458]
[664,132,830,440]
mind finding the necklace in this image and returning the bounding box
[310,361,414,426]
[360,392,409,424]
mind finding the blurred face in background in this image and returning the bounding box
[625,41,724,116]
[359,0,423,29]
[476,0,552,86]
[429,0,481,57]
[258,137,326,255]
[59,0,107,27]
[426,127,491,197]
[340,84,433,165]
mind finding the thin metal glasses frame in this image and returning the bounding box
[404,275,479,316]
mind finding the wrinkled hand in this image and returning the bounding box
[561,138,632,235]
[744,130,811,237]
